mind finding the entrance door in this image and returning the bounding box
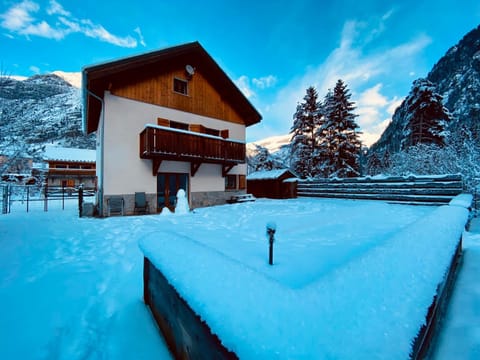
[157,173,189,212]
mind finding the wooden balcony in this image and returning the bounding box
[47,168,96,177]
[139,125,246,176]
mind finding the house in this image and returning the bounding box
[82,42,262,216]
[247,169,297,199]
[0,152,34,183]
[42,145,97,190]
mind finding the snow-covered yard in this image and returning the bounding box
[0,198,472,359]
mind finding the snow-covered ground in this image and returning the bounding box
[432,217,480,360]
[0,198,475,359]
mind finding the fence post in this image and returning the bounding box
[44,182,48,212]
[7,184,11,213]
[26,186,29,213]
[62,183,65,210]
[1,185,6,214]
[78,185,84,218]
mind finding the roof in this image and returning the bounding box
[43,146,96,163]
[82,41,262,134]
[247,169,296,181]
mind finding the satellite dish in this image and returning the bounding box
[185,64,195,77]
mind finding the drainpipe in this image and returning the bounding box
[84,84,105,217]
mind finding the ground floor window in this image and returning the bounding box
[225,175,246,190]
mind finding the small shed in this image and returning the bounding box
[247,169,297,199]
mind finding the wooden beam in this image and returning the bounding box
[191,162,202,177]
[152,159,162,176]
[222,164,234,177]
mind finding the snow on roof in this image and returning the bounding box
[43,146,95,163]
[247,168,294,180]
[449,193,473,208]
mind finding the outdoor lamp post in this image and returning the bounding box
[266,222,276,265]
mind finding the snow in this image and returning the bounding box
[247,168,294,180]
[0,197,473,359]
[43,145,96,163]
[432,217,480,359]
[145,124,245,143]
[449,193,473,208]
[139,200,468,359]
[52,71,82,89]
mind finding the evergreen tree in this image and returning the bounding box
[319,80,362,177]
[401,78,450,150]
[249,144,284,172]
[290,86,321,178]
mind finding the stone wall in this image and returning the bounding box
[191,190,245,208]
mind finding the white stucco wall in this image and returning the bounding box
[101,93,247,196]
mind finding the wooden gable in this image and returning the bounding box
[83,42,262,134]
[110,65,245,125]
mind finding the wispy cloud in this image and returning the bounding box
[29,65,40,73]
[250,10,431,146]
[134,27,146,47]
[47,0,70,17]
[0,0,138,48]
[235,74,278,99]
[252,75,277,89]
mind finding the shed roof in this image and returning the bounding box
[247,169,296,180]
[43,146,96,163]
[82,41,262,134]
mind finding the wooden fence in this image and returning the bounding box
[296,174,464,205]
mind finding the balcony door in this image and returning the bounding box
[157,173,189,212]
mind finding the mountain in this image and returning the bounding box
[0,72,95,160]
[246,134,291,172]
[370,25,480,155]
[247,134,291,157]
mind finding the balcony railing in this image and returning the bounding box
[139,125,246,176]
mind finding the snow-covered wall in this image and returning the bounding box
[140,200,470,359]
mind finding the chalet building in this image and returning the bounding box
[82,42,262,216]
[43,146,96,189]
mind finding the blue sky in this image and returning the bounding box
[1,0,479,145]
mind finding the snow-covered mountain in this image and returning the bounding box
[247,133,291,157]
[52,71,82,88]
[0,72,94,159]
[370,24,480,155]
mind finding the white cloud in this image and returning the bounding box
[387,97,403,115]
[251,14,431,145]
[134,27,146,47]
[252,75,277,89]
[235,75,255,99]
[235,74,278,99]
[0,0,138,48]
[29,65,40,73]
[47,0,70,17]
[0,0,38,32]
[21,20,66,39]
[81,19,137,48]
[358,84,388,107]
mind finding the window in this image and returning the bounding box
[173,78,188,95]
[170,120,189,131]
[225,175,237,190]
[204,127,220,137]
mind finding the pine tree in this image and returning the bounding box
[401,78,450,150]
[319,80,361,178]
[290,86,321,178]
[249,144,283,172]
